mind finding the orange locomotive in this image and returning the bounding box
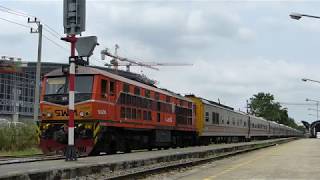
[39,66,195,155]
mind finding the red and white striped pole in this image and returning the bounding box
[62,34,78,161]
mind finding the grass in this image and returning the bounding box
[0,124,41,156]
[0,147,42,157]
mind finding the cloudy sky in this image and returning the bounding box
[1,0,320,124]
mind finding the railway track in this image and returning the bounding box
[0,154,63,166]
[0,149,158,166]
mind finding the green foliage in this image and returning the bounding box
[0,124,38,152]
[249,92,299,129]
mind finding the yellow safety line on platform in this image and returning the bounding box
[203,145,281,180]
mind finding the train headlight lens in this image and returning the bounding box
[46,113,52,118]
[79,111,85,117]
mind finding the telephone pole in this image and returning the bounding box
[28,17,42,123]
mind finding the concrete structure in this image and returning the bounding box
[0,58,65,123]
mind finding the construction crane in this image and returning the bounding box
[100,44,193,72]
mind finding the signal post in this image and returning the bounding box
[63,0,85,161]
[63,0,98,161]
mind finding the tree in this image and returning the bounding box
[249,92,299,129]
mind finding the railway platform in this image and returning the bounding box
[155,138,320,180]
[0,138,296,180]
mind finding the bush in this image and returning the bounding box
[0,124,38,151]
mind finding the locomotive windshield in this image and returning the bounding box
[45,75,93,95]
[44,75,93,105]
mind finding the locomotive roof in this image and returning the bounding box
[45,66,192,102]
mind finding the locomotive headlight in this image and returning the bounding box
[79,111,85,117]
[46,112,52,118]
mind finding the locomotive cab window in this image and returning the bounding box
[123,83,130,93]
[110,81,115,95]
[145,90,150,98]
[101,79,108,98]
[134,87,140,95]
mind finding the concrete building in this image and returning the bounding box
[0,57,65,122]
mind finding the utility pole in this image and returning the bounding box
[28,17,42,123]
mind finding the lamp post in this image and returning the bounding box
[290,12,320,20]
[306,98,320,121]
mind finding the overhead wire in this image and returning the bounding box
[0,4,63,39]
[43,23,62,38]
[0,16,68,53]
[0,5,34,18]
[0,16,31,29]
[43,35,69,52]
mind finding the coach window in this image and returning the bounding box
[212,112,215,124]
[132,108,137,119]
[166,96,171,103]
[126,94,132,105]
[101,79,108,98]
[205,112,209,122]
[157,101,161,111]
[155,92,160,100]
[148,111,152,120]
[110,81,115,95]
[134,87,140,95]
[137,109,142,119]
[131,95,137,106]
[216,113,219,124]
[157,113,160,122]
[120,107,125,118]
[145,90,150,98]
[188,102,192,109]
[143,110,148,120]
[126,107,131,119]
[123,83,130,93]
